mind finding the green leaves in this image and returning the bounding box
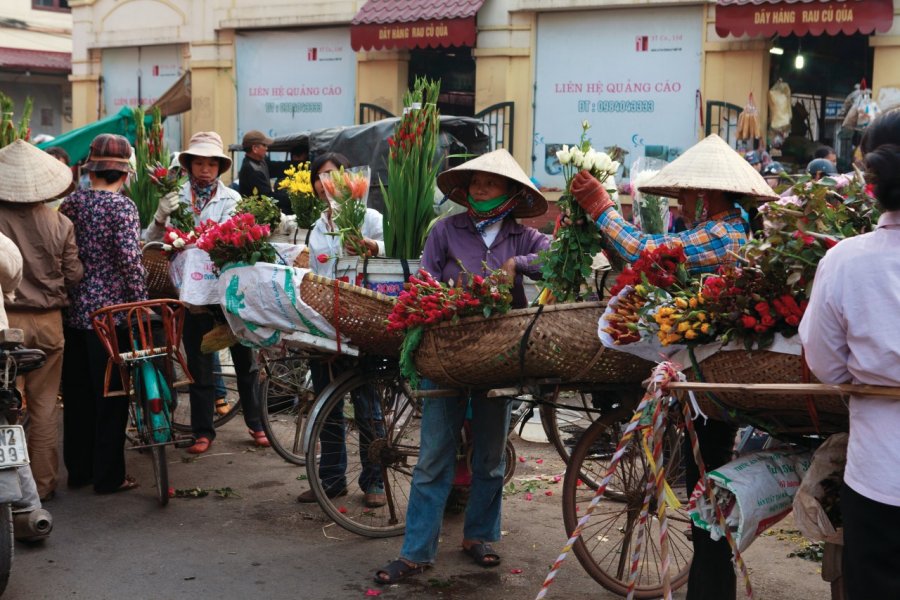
[538,194,603,302]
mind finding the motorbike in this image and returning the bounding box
[0,329,53,595]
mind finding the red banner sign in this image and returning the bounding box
[351,17,477,51]
[716,0,893,37]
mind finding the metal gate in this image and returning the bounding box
[705,101,743,146]
[358,103,395,125]
[474,101,514,152]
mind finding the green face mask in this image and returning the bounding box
[468,193,508,214]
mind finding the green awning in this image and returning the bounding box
[36,106,154,165]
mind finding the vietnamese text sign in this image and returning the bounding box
[532,7,703,189]
[236,28,357,142]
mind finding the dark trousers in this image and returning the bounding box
[684,418,738,600]
[182,312,262,440]
[310,358,383,494]
[61,326,130,493]
[842,483,900,599]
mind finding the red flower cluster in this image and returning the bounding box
[610,244,688,295]
[387,268,512,332]
[195,213,275,271]
[387,112,428,161]
[772,294,807,327]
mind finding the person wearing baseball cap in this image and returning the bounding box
[237,129,290,205]
[60,133,147,494]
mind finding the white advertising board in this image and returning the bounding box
[533,7,703,188]
[101,45,183,151]
[235,28,357,141]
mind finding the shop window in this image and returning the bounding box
[409,48,475,117]
[33,0,70,11]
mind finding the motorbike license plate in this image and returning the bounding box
[0,426,29,467]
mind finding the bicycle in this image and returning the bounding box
[92,299,194,505]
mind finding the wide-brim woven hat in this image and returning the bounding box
[0,140,74,203]
[637,134,778,201]
[179,131,232,173]
[436,149,548,218]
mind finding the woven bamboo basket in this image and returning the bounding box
[415,302,655,388]
[689,350,849,434]
[141,245,177,299]
[299,272,401,357]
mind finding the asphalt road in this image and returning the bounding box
[6,417,830,600]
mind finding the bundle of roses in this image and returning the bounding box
[161,225,200,255]
[195,213,276,273]
[389,266,513,386]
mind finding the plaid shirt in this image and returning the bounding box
[597,208,747,274]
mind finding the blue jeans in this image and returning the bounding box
[400,390,512,564]
[310,359,383,494]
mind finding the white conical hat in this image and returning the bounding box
[637,134,778,201]
[436,149,548,218]
[0,140,73,203]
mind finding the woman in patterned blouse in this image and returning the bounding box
[60,134,147,494]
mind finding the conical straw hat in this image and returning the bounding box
[0,140,74,203]
[437,149,548,218]
[637,134,778,201]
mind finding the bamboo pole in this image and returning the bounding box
[664,381,900,399]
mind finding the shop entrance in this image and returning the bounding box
[408,47,476,117]
[768,33,873,171]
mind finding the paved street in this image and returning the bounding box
[7,418,829,600]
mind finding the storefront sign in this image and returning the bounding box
[715,0,893,37]
[532,7,703,189]
[235,28,356,142]
[101,45,182,151]
[351,17,477,51]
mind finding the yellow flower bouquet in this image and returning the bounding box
[278,162,326,230]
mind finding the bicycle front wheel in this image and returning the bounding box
[305,369,420,538]
[135,359,171,506]
[261,355,314,466]
[561,410,692,598]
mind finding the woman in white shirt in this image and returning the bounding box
[799,110,900,599]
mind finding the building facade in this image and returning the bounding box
[69,0,900,182]
[1,0,73,139]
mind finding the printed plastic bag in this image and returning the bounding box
[169,247,219,307]
[768,80,793,133]
[792,433,846,545]
[856,89,880,129]
[688,449,812,551]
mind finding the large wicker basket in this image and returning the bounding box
[299,272,401,357]
[141,245,177,299]
[690,350,849,435]
[414,302,655,388]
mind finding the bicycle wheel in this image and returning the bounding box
[306,368,420,538]
[134,361,171,507]
[561,409,692,598]
[260,355,315,465]
[172,348,242,433]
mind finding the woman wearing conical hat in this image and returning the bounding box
[571,134,778,600]
[374,149,549,584]
[572,133,777,275]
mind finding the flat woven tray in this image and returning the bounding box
[689,350,848,435]
[415,302,655,388]
[299,272,401,357]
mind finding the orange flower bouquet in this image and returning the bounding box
[319,165,370,257]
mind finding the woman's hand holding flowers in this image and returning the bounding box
[570,170,614,221]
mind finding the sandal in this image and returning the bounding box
[248,429,270,448]
[373,559,429,584]
[97,475,139,494]
[187,436,212,454]
[214,398,230,416]
[462,542,501,567]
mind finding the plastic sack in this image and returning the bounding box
[768,80,793,133]
[688,449,812,551]
[877,86,900,114]
[630,157,669,234]
[217,263,346,351]
[856,89,880,129]
[792,433,846,545]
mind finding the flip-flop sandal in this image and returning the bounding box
[187,436,212,454]
[462,542,501,567]
[373,559,429,584]
[97,475,139,494]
